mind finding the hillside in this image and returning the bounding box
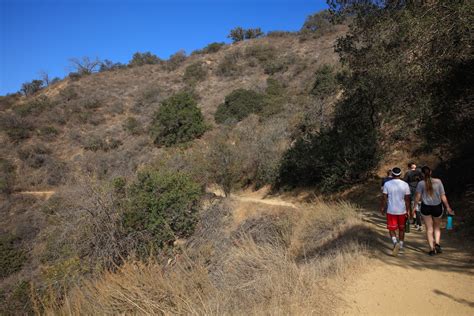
[1,2,473,314]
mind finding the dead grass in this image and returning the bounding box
[44,200,370,315]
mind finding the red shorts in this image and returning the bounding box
[387,214,407,231]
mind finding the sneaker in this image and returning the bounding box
[392,242,401,257]
[435,244,442,254]
[428,250,436,256]
[417,225,422,231]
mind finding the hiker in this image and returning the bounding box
[380,167,411,256]
[404,162,424,230]
[413,166,454,256]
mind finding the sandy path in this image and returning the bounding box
[339,209,474,315]
[13,190,55,200]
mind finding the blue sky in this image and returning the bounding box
[0,0,328,95]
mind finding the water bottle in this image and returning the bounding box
[446,214,453,230]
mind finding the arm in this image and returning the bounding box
[413,192,421,217]
[380,193,388,215]
[441,194,454,215]
[405,195,411,218]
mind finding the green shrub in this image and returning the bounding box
[245,44,276,63]
[300,10,334,36]
[0,234,27,278]
[129,52,162,67]
[183,62,207,84]
[123,117,142,135]
[59,85,79,101]
[311,65,338,97]
[0,280,34,315]
[215,89,265,124]
[150,92,207,146]
[201,42,225,54]
[244,27,264,39]
[83,135,122,151]
[228,26,245,42]
[0,158,15,194]
[123,170,203,251]
[37,125,59,139]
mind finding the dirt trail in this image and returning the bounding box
[14,190,55,200]
[338,205,474,315]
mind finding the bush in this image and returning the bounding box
[267,31,292,37]
[18,143,52,169]
[244,27,264,39]
[0,93,21,110]
[37,125,59,139]
[68,72,82,81]
[300,10,334,35]
[201,42,225,54]
[0,158,15,194]
[215,89,265,124]
[165,50,186,71]
[311,65,338,97]
[0,114,34,142]
[245,44,276,63]
[123,169,203,251]
[83,135,122,152]
[14,95,53,117]
[228,27,245,42]
[123,117,142,135]
[183,62,207,84]
[129,52,162,67]
[216,50,242,77]
[20,79,44,96]
[0,234,26,278]
[150,92,207,146]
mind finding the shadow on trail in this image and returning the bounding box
[433,289,474,308]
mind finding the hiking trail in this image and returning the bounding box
[338,182,474,315]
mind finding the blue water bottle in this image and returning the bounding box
[446,214,453,230]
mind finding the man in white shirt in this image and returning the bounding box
[380,167,411,256]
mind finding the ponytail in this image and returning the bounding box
[422,166,434,197]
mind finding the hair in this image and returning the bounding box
[408,162,415,168]
[421,166,434,197]
[386,169,392,176]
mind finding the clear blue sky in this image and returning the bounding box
[0,0,328,95]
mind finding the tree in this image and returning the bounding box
[20,80,44,96]
[214,89,265,124]
[69,56,101,75]
[38,70,50,86]
[150,92,207,146]
[228,27,245,43]
[301,10,334,34]
[99,59,124,72]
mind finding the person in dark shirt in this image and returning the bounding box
[381,169,393,191]
[404,162,423,230]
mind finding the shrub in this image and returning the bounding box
[150,92,207,146]
[214,89,265,124]
[83,135,122,152]
[0,93,21,110]
[244,27,264,39]
[311,64,338,97]
[68,72,82,81]
[267,31,292,37]
[59,85,79,101]
[0,158,15,194]
[228,26,245,42]
[123,169,203,251]
[37,125,59,139]
[129,52,162,67]
[14,95,53,117]
[300,10,334,35]
[18,143,52,169]
[216,50,242,77]
[123,117,142,135]
[201,42,225,54]
[133,86,161,111]
[0,234,26,278]
[0,114,34,142]
[183,62,207,84]
[245,44,276,63]
[165,50,186,71]
[20,79,44,96]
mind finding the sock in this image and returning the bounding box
[399,241,404,249]
[391,236,398,245]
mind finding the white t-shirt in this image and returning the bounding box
[383,179,410,215]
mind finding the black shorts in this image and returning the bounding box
[420,203,443,218]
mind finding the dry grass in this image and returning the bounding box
[44,200,370,315]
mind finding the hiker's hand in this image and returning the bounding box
[380,208,385,215]
[447,207,455,215]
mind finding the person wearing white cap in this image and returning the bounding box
[380,167,411,256]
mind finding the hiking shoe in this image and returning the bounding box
[392,242,401,257]
[428,250,436,256]
[435,244,442,254]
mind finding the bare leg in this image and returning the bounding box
[389,230,397,239]
[399,228,405,241]
[433,217,442,245]
[423,215,434,250]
